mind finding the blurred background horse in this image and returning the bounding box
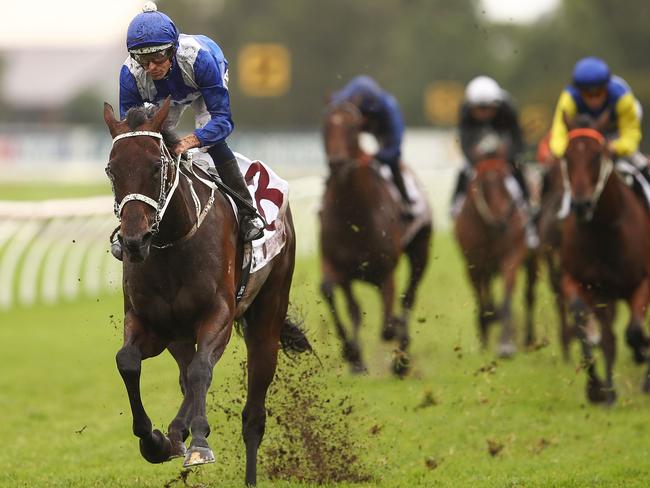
[319,101,432,376]
[454,130,537,357]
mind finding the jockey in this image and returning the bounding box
[330,76,412,211]
[118,3,264,244]
[548,56,648,180]
[451,76,538,248]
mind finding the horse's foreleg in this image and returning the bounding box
[401,225,432,317]
[626,278,650,365]
[321,279,357,366]
[183,306,234,468]
[474,277,492,350]
[166,340,196,459]
[524,250,538,348]
[341,282,366,373]
[595,303,617,405]
[496,255,518,358]
[115,313,170,463]
[564,275,605,403]
[380,274,409,376]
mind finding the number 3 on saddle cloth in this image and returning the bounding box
[188,150,289,274]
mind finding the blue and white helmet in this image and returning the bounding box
[127,2,179,54]
[572,57,611,88]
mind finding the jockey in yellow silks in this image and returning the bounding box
[549,57,647,180]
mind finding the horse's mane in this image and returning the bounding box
[125,106,181,147]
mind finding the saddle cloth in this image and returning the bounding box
[187,150,289,273]
[377,163,432,246]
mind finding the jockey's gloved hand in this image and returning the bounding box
[173,134,201,156]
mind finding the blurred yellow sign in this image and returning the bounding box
[520,104,551,144]
[238,43,291,97]
[424,81,464,126]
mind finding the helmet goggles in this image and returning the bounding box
[129,43,174,67]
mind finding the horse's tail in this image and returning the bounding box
[280,315,313,356]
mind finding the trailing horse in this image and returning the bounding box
[560,127,650,404]
[319,102,432,376]
[103,98,310,486]
[454,135,537,356]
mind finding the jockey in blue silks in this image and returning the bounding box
[330,76,412,210]
[118,3,264,243]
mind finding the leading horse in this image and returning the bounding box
[320,102,432,376]
[103,98,310,486]
[560,127,650,404]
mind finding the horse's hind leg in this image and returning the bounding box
[241,249,297,486]
[595,302,617,405]
[183,306,235,468]
[547,250,571,361]
[341,281,367,373]
[626,278,650,365]
[115,313,171,463]
[166,340,196,458]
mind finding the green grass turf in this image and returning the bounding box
[1,234,649,487]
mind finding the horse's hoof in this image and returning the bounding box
[586,378,608,404]
[496,342,517,359]
[169,440,187,459]
[391,351,411,378]
[139,429,172,464]
[381,326,396,342]
[183,446,215,467]
[625,327,647,364]
[350,361,368,375]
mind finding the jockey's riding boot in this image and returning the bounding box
[450,170,469,218]
[212,159,265,242]
[389,165,413,218]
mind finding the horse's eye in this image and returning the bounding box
[152,163,162,175]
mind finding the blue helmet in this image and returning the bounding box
[126,3,179,52]
[572,57,611,88]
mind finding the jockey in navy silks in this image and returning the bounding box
[118,3,264,243]
[330,76,413,212]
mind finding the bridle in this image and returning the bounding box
[471,158,516,227]
[560,128,613,221]
[107,130,216,249]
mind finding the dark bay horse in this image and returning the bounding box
[103,98,310,486]
[454,138,537,357]
[560,127,650,404]
[320,102,432,376]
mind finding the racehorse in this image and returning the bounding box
[560,126,650,404]
[320,102,432,376]
[536,112,610,360]
[454,133,537,356]
[103,98,310,486]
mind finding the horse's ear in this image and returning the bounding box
[562,110,574,130]
[103,102,119,137]
[150,97,171,131]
